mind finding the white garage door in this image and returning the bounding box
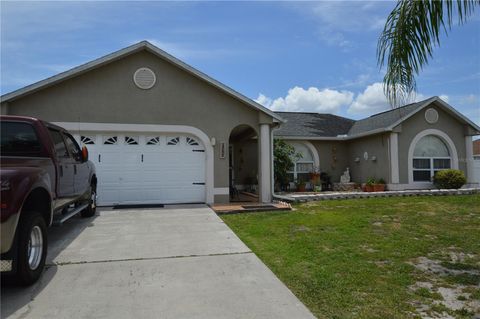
[76,133,206,206]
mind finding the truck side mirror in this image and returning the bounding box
[81,146,89,162]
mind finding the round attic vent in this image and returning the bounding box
[133,67,156,89]
[425,108,439,124]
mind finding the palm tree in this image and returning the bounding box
[377,0,479,107]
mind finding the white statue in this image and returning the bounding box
[340,167,350,184]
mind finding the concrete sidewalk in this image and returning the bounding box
[2,205,315,319]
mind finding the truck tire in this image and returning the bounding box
[16,211,47,286]
[81,184,96,218]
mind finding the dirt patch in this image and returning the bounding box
[409,255,480,318]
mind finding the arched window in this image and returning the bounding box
[287,142,315,182]
[412,135,451,182]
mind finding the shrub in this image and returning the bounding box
[433,169,466,189]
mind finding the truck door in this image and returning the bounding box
[48,129,75,203]
[63,132,90,196]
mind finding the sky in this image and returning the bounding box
[1,1,479,125]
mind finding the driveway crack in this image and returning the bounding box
[48,251,253,266]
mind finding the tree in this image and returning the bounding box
[273,139,301,190]
[377,0,479,107]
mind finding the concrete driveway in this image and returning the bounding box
[2,205,314,319]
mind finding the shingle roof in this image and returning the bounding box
[274,112,355,138]
[347,98,433,136]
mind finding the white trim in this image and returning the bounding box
[53,121,215,204]
[286,140,320,168]
[465,135,474,183]
[389,133,399,183]
[407,129,459,184]
[213,187,229,195]
[259,123,271,203]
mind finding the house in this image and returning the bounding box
[474,139,480,160]
[1,41,282,205]
[273,98,480,190]
[1,41,479,206]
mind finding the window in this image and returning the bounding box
[124,136,138,145]
[186,137,199,146]
[1,122,41,157]
[104,136,118,145]
[81,136,95,145]
[48,129,69,158]
[64,133,82,162]
[167,137,180,145]
[146,137,160,145]
[287,142,315,183]
[412,135,451,182]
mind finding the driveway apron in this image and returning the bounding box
[2,205,314,319]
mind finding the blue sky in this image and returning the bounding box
[1,1,479,125]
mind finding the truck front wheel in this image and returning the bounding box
[16,211,47,285]
[81,184,96,218]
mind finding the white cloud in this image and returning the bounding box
[347,82,389,115]
[256,87,353,113]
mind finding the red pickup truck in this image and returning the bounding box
[1,116,97,285]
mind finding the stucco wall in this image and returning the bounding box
[3,50,270,201]
[310,141,348,183]
[396,103,467,184]
[346,134,390,183]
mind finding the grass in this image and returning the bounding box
[221,195,480,319]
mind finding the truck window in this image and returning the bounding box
[48,129,69,158]
[64,133,82,162]
[0,122,42,157]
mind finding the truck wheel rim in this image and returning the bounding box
[28,226,43,270]
[91,190,96,209]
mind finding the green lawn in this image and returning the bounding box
[221,195,480,319]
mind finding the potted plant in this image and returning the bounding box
[373,178,386,192]
[295,180,306,192]
[310,166,321,184]
[365,177,376,192]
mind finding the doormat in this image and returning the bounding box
[112,204,165,209]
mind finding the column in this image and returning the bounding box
[465,135,474,184]
[259,123,271,203]
[389,132,399,184]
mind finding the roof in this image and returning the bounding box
[347,97,434,136]
[275,96,480,139]
[0,41,285,123]
[274,112,355,138]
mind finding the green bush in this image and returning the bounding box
[433,169,466,189]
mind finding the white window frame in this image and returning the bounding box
[407,129,458,185]
[412,156,451,182]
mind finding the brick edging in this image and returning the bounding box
[273,188,480,203]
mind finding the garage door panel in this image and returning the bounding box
[82,132,206,205]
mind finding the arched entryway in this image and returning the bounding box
[229,125,258,202]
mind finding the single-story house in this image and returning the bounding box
[1,41,479,206]
[273,98,480,191]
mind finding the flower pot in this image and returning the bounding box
[365,185,374,192]
[297,184,306,192]
[373,184,386,192]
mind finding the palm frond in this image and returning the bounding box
[378,0,479,107]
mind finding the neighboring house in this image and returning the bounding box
[474,139,480,160]
[0,41,283,205]
[1,41,479,207]
[273,98,480,190]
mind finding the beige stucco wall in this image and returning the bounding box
[310,141,348,183]
[346,134,390,183]
[2,50,272,203]
[396,102,467,184]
